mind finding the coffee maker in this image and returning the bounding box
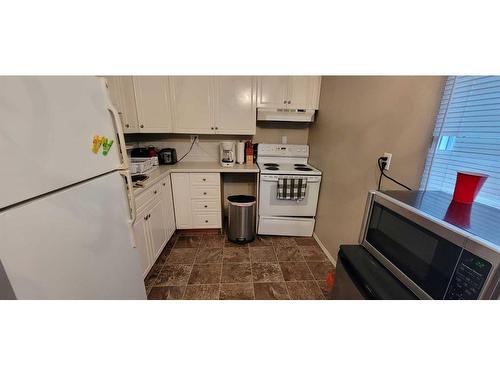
[220,141,235,167]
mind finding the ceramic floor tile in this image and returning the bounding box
[201,234,225,248]
[316,280,331,299]
[148,286,185,300]
[286,281,325,300]
[223,247,250,263]
[155,264,192,286]
[195,247,223,264]
[272,236,297,247]
[224,239,249,248]
[254,282,290,300]
[174,236,201,248]
[307,262,335,281]
[294,237,318,246]
[279,262,315,281]
[188,263,222,285]
[252,262,284,282]
[166,248,198,264]
[183,284,220,300]
[299,246,328,262]
[275,246,304,262]
[221,263,252,283]
[250,247,277,263]
[219,283,254,300]
[144,261,163,287]
[248,236,274,248]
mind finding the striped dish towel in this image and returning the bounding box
[276,178,307,200]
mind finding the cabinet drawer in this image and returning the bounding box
[190,186,220,199]
[135,182,161,211]
[191,199,220,212]
[190,173,220,186]
[192,212,222,228]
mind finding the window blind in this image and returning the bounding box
[420,76,500,209]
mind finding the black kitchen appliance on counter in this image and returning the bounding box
[158,148,177,165]
[130,147,149,158]
[331,190,500,300]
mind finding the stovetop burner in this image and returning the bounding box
[265,166,279,170]
[294,164,306,167]
[295,167,313,171]
[264,163,279,167]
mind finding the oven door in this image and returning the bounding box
[259,175,321,217]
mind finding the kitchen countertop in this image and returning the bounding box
[133,162,259,196]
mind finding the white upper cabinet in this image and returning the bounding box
[287,76,321,109]
[257,76,321,110]
[213,76,256,135]
[170,76,213,134]
[105,76,139,133]
[133,76,173,133]
[256,76,289,108]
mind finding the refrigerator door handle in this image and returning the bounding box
[108,105,128,170]
[120,170,137,247]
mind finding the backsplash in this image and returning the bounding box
[125,125,310,162]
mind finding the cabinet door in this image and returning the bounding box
[287,76,321,109]
[170,76,213,134]
[133,76,173,132]
[161,175,176,239]
[257,76,288,108]
[133,212,152,279]
[148,198,168,261]
[170,173,192,229]
[214,76,256,135]
[104,76,139,133]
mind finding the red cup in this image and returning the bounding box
[452,171,488,204]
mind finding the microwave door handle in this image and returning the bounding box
[120,170,137,247]
[107,105,128,170]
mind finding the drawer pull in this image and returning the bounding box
[205,220,208,223]
[203,192,207,195]
[202,178,206,181]
[162,183,166,186]
[154,190,157,194]
[204,205,208,208]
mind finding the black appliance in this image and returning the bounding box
[331,190,500,300]
[130,147,149,158]
[158,148,177,165]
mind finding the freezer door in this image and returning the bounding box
[0,76,125,209]
[0,171,146,299]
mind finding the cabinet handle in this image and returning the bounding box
[144,215,148,220]
[203,192,207,195]
[215,126,218,130]
[140,124,144,128]
[204,205,208,208]
[210,126,214,130]
[148,214,151,219]
[162,183,166,186]
[205,220,208,223]
[125,124,130,128]
[154,190,157,194]
[283,100,287,104]
[288,100,291,104]
[202,178,206,181]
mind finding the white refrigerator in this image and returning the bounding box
[0,77,146,299]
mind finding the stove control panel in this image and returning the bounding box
[257,144,309,157]
[445,249,491,300]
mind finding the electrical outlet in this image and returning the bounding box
[383,152,392,170]
[190,135,199,144]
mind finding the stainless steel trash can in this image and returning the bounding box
[227,195,256,244]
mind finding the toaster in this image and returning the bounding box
[158,148,177,165]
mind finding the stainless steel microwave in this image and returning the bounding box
[359,191,500,300]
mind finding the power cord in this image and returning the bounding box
[377,156,412,191]
[176,137,197,164]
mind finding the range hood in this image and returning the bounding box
[257,108,315,122]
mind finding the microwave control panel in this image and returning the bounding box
[445,250,492,300]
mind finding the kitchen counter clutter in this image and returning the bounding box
[133,162,259,196]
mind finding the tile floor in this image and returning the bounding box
[145,230,335,300]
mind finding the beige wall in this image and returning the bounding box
[308,76,445,261]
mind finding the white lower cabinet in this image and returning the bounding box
[133,175,176,278]
[171,172,222,229]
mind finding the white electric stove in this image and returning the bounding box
[257,144,322,236]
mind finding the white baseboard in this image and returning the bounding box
[313,232,337,267]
